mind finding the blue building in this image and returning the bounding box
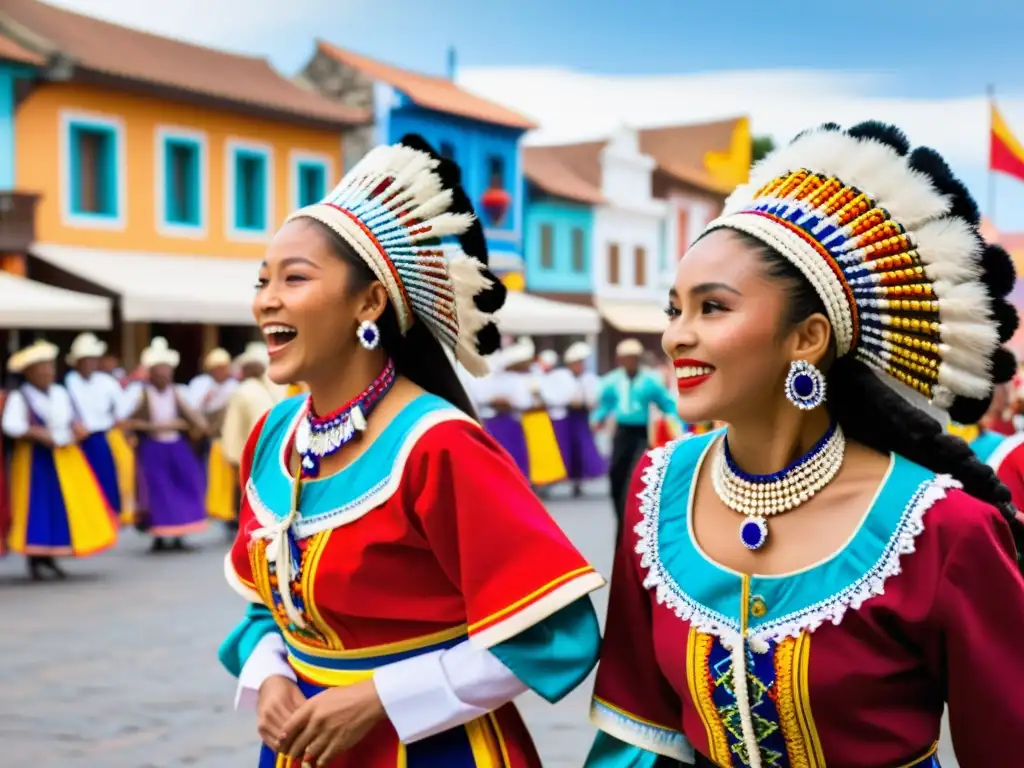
[300,42,537,281]
[521,145,604,298]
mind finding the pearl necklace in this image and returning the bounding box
[711,424,845,550]
[293,359,396,478]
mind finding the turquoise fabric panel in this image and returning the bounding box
[585,731,685,767]
[218,603,281,678]
[489,595,600,704]
[970,431,1005,463]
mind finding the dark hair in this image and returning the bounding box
[305,218,479,420]
[729,227,1024,567]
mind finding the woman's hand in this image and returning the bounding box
[276,678,386,766]
[257,675,306,751]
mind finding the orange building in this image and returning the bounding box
[0,0,368,376]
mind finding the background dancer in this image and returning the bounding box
[557,342,607,497]
[2,340,117,579]
[123,338,208,552]
[593,338,681,531]
[64,332,132,526]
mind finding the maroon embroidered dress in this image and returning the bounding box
[587,432,1024,767]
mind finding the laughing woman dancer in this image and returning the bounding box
[586,122,1024,767]
[218,135,604,768]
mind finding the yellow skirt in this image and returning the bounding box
[521,410,567,486]
[106,428,136,526]
[8,441,118,557]
[206,440,237,521]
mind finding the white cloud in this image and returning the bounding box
[458,66,1024,228]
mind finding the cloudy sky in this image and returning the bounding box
[46,0,1024,228]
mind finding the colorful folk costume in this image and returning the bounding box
[951,422,1024,512]
[552,342,607,490]
[125,338,208,542]
[190,348,240,522]
[1,341,117,569]
[64,332,134,524]
[219,136,604,768]
[477,345,532,477]
[517,340,568,488]
[586,123,1024,766]
[594,340,682,528]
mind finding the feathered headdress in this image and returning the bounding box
[285,134,506,376]
[703,121,1018,424]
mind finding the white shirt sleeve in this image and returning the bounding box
[234,633,297,711]
[373,640,529,744]
[116,383,143,421]
[1,390,29,439]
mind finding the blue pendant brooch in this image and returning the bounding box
[293,359,396,478]
[710,423,846,550]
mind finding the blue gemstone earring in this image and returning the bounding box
[785,360,825,410]
[357,319,380,351]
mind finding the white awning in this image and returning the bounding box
[0,271,111,329]
[495,292,601,335]
[31,243,261,325]
[595,297,668,334]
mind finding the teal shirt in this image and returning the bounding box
[592,368,682,429]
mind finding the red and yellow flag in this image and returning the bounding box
[990,105,1024,183]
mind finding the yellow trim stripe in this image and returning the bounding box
[896,741,939,768]
[468,565,595,632]
[592,696,679,733]
[466,717,503,767]
[686,627,730,765]
[287,653,374,687]
[487,712,513,767]
[300,529,343,649]
[794,633,826,766]
[287,623,469,660]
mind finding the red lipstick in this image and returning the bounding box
[673,358,715,391]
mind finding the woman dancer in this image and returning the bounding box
[557,341,607,496]
[123,337,208,551]
[218,135,604,768]
[586,122,1024,767]
[2,340,117,578]
[64,332,134,525]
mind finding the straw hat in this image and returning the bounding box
[66,332,107,365]
[9,339,59,374]
[563,341,592,365]
[204,347,231,370]
[140,337,180,369]
[616,338,644,358]
[234,341,269,368]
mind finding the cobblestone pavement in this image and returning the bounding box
[0,484,956,767]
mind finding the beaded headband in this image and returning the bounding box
[286,136,505,377]
[703,121,1019,424]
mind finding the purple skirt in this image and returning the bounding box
[137,436,207,537]
[554,409,608,481]
[484,413,530,478]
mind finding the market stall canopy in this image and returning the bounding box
[595,297,668,334]
[31,244,260,325]
[495,292,601,336]
[0,271,111,329]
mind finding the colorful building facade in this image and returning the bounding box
[0,0,367,376]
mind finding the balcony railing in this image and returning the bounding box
[0,191,40,253]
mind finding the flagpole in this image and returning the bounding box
[988,83,997,226]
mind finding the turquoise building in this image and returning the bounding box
[521,145,604,297]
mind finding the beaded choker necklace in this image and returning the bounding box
[711,423,845,551]
[294,359,396,478]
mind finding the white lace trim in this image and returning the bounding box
[634,439,961,645]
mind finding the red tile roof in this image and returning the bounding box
[0,31,43,65]
[523,146,605,204]
[316,40,537,131]
[0,0,369,128]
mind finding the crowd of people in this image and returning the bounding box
[5,123,1024,767]
[0,333,299,577]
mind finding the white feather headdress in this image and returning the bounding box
[286,141,500,376]
[704,123,1015,418]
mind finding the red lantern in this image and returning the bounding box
[481,187,511,226]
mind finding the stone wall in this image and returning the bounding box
[298,51,376,169]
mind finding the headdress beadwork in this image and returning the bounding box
[285,135,506,377]
[702,121,1019,424]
